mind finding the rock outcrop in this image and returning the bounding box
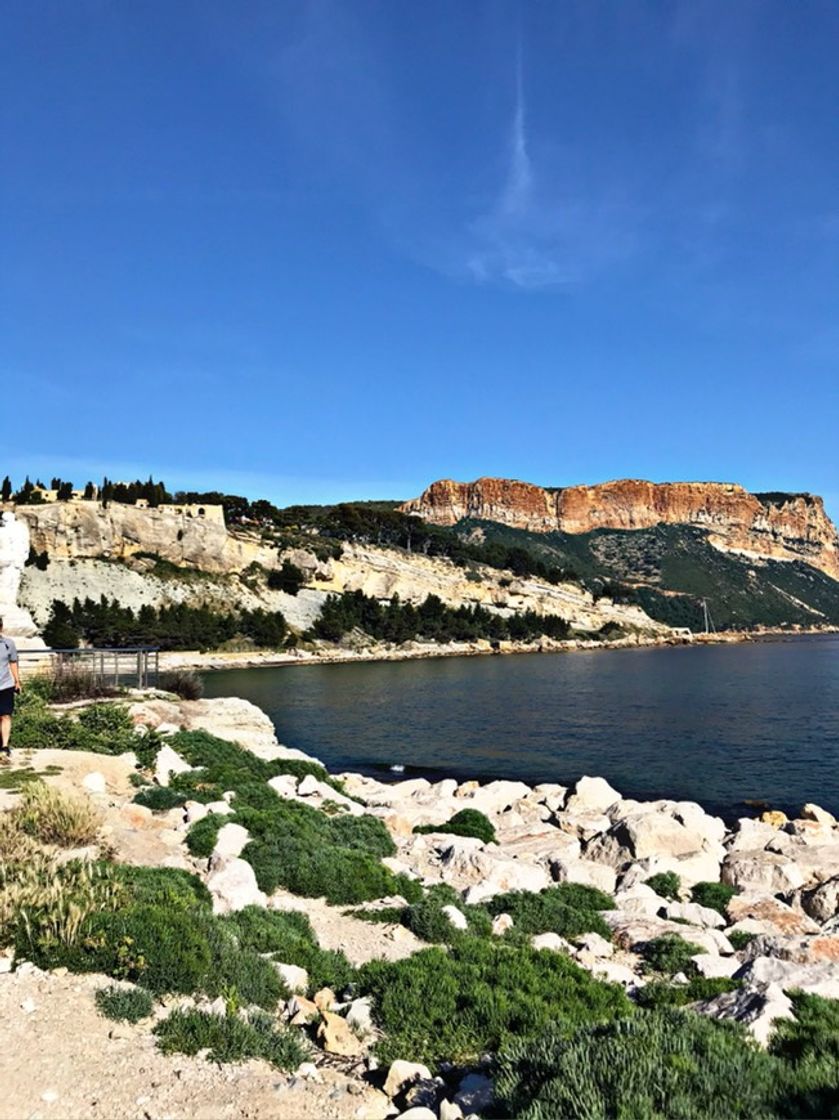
[12,501,276,575]
[402,477,839,580]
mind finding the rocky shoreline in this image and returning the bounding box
[3,690,839,1118]
[157,625,839,675]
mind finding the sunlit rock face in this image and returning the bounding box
[402,477,839,580]
[0,511,43,640]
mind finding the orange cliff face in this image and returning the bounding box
[400,477,839,581]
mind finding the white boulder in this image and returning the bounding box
[694,982,795,1047]
[154,745,192,788]
[211,823,250,863]
[564,776,621,814]
[206,858,266,914]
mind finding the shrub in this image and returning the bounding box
[15,782,102,847]
[198,916,287,1010]
[483,885,614,941]
[11,695,146,756]
[155,1009,308,1071]
[159,669,204,700]
[245,837,398,904]
[3,854,123,950]
[358,938,632,1066]
[495,1010,785,1119]
[328,813,396,857]
[645,871,681,901]
[225,906,356,993]
[634,976,740,1009]
[402,884,491,944]
[639,934,703,976]
[729,930,757,952]
[20,904,212,994]
[133,786,186,812]
[186,815,223,858]
[691,881,738,917]
[771,992,839,1115]
[95,984,154,1023]
[414,808,496,844]
[109,865,212,913]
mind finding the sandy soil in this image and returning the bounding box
[0,967,392,1120]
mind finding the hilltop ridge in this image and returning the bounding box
[401,477,839,581]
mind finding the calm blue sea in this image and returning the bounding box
[201,636,839,820]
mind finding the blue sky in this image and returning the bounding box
[3,1,839,515]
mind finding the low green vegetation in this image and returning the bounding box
[691,880,738,916]
[133,786,186,811]
[639,933,704,976]
[170,730,419,906]
[483,884,615,941]
[644,871,681,901]
[358,938,633,1066]
[495,1011,786,1120]
[310,590,571,644]
[400,884,491,944]
[155,1008,309,1071]
[95,984,154,1023]
[634,976,740,1009]
[224,906,355,992]
[11,691,154,757]
[729,929,758,951]
[414,807,496,843]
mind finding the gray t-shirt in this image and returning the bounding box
[0,636,18,690]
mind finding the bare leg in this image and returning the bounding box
[0,715,11,750]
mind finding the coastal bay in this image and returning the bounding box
[202,635,839,820]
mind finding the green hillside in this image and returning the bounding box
[459,520,839,631]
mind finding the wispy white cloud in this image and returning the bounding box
[446,52,641,290]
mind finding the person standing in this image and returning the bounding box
[0,619,21,760]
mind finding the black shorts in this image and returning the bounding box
[0,688,15,716]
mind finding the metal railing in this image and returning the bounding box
[17,647,160,690]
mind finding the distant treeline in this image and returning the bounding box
[309,590,573,645]
[43,597,288,651]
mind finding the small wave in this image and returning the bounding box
[389,764,406,773]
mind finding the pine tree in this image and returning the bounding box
[1,476,11,502]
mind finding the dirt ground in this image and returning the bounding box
[0,966,394,1120]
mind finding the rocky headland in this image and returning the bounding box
[402,477,839,579]
[3,690,839,1117]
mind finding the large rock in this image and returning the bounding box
[550,858,617,895]
[564,776,621,815]
[463,859,552,904]
[317,1011,363,1057]
[463,780,531,816]
[728,894,820,936]
[590,812,716,863]
[801,876,839,924]
[154,745,192,787]
[384,1060,433,1099]
[735,954,839,999]
[721,850,806,895]
[211,822,250,863]
[742,932,839,966]
[691,953,741,979]
[726,818,779,852]
[206,858,266,914]
[800,803,837,828]
[275,963,308,994]
[694,982,795,1046]
[605,914,733,956]
[663,901,726,929]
